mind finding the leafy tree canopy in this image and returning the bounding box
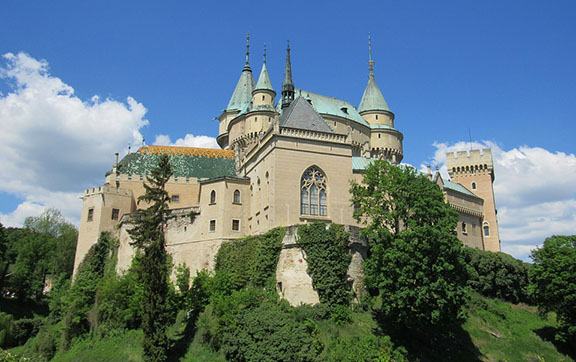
[351,160,468,329]
[529,235,576,344]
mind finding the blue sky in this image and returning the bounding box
[0,0,574,260]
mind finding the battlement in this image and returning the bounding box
[84,185,133,197]
[446,148,494,175]
[114,173,201,184]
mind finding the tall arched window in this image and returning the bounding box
[233,189,241,204]
[300,166,327,216]
[210,190,216,204]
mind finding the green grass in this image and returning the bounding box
[464,292,574,362]
[50,330,143,362]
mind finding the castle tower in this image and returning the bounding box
[217,34,255,149]
[252,45,276,108]
[447,149,501,252]
[359,36,403,163]
[281,41,295,109]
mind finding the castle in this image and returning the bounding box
[73,36,500,304]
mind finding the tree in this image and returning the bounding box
[24,209,78,279]
[127,154,173,362]
[529,235,576,345]
[350,160,468,329]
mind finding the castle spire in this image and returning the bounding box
[243,33,251,71]
[358,35,390,113]
[226,33,256,111]
[254,45,274,93]
[281,41,295,109]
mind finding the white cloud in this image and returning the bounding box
[0,52,148,225]
[153,134,219,149]
[425,141,576,261]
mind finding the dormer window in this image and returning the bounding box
[341,107,348,114]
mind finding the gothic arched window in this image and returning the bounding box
[233,189,241,204]
[210,190,216,204]
[300,166,327,216]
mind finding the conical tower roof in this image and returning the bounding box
[358,36,391,113]
[226,34,256,111]
[358,75,390,113]
[254,62,274,93]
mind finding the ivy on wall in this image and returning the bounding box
[297,223,352,306]
[215,227,286,289]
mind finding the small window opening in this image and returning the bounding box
[210,190,216,204]
[171,195,180,202]
[375,114,379,120]
[471,182,477,190]
[262,95,265,101]
[462,222,467,234]
[111,208,119,220]
[209,220,216,232]
[232,219,240,231]
[378,134,381,139]
[233,189,241,204]
[87,208,94,222]
[483,223,490,237]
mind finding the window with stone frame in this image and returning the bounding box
[483,222,490,237]
[209,219,216,232]
[233,189,241,204]
[87,208,94,222]
[300,166,327,216]
[232,219,240,231]
[111,208,120,220]
[210,190,216,204]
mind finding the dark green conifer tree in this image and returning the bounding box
[127,154,173,362]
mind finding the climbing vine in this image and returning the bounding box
[215,227,286,289]
[297,223,352,306]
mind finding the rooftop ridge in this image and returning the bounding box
[139,145,234,159]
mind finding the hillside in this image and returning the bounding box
[7,292,573,362]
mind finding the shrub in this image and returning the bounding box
[463,247,531,304]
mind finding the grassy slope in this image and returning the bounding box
[463,293,574,362]
[9,294,573,361]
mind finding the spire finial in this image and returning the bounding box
[263,43,267,64]
[368,34,375,75]
[245,33,250,66]
[282,40,295,109]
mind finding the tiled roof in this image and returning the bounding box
[279,97,335,133]
[115,146,236,179]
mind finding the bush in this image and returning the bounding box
[463,247,531,303]
[529,235,576,345]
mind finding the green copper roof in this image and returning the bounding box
[443,180,478,198]
[254,62,274,92]
[358,74,390,113]
[352,157,377,170]
[279,89,369,127]
[226,67,255,111]
[115,151,236,179]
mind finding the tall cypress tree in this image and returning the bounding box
[127,154,172,361]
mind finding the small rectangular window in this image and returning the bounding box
[210,220,216,232]
[171,195,180,202]
[111,208,119,220]
[232,219,240,231]
[87,208,94,222]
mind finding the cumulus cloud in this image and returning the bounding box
[0,52,149,225]
[425,141,576,261]
[153,134,219,149]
